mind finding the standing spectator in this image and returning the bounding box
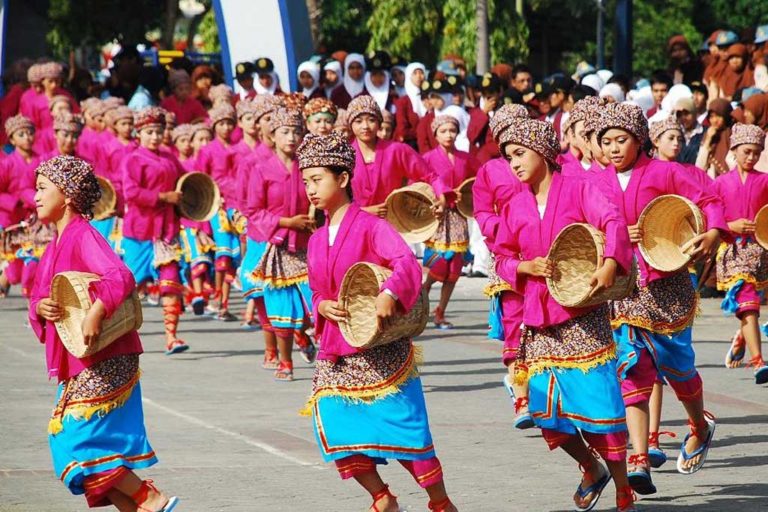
[646,70,673,118]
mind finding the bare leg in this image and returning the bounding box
[423,275,436,295]
[648,382,663,437]
[244,298,256,323]
[559,435,603,509]
[352,471,399,512]
[438,280,457,315]
[741,312,763,361]
[425,481,458,511]
[626,402,650,469]
[106,489,137,512]
[113,470,168,511]
[276,334,293,364]
[220,279,232,312]
[161,295,181,346]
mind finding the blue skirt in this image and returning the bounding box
[312,376,436,463]
[49,380,157,497]
[613,323,697,383]
[122,237,155,285]
[210,208,241,263]
[529,361,627,435]
[262,280,312,330]
[487,294,504,341]
[239,238,267,301]
[91,217,120,254]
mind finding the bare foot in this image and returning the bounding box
[136,483,169,512]
[680,423,709,471]
[573,464,605,509]
[369,494,399,512]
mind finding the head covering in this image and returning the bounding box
[36,156,101,218]
[103,96,125,109]
[134,106,167,131]
[563,96,603,134]
[297,132,356,171]
[756,25,768,45]
[80,97,101,115]
[598,83,625,103]
[478,73,502,94]
[628,86,654,114]
[581,74,605,94]
[381,109,395,126]
[297,61,320,98]
[269,108,304,132]
[342,53,366,98]
[303,97,337,121]
[489,103,529,141]
[716,31,739,47]
[334,109,349,130]
[254,57,275,74]
[730,122,766,150]
[582,97,609,135]
[191,123,212,139]
[281,92,308,112]
[431,114,460,135]
[209,104,236,126]
[171,123,195,142]
[233,98,253,119]
[673,96,695,113]
[404,62,427,117]
[364,68,391,113]
[717,44,754,98]
[649,114,683,143]
[742,93,768,129]
[53,113,83,134]
[106,106,134,127]
[168,69,192,91]
[323,59,343,97]
[595,102,649,144]
[347,95,383,125]
[27,63,42,83]
[708,98,733,120]
[38,62,63,80]
[5,114,34,138]
[235,61,256,81]
[498,118,561,169]
[209,84,234,106]
[252,94,281,122]
[48,95,71,112]
[573,61,596,81]
[254,58,279,95]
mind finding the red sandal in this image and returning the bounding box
[370,484,398,512]
[131,480,179,512]
[616,485,637,512]
[428,497,456,511]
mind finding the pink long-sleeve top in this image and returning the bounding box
[28,216,143,381]
[196,137,238,207]
[0,151,39,226]
[351,138,452,207]
[243,152,310,250]
[307,204,423,361]
[19,88,41,123]
[472,157,524,251]
[77,127,103,168]
[422,146,480,206]
[31,89,78,131]
[32,127,57,155]
[235,143,273,213]
[121,146,182,242]
[712,167,768,243]
[159,95,208,125]
[558,150,592,177]
[495,172,632,329]
[590,153,728,285]
[103,138,137,213]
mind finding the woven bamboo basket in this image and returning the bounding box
[456,177,476,219]
[385,182,439,244]
[338,262,429,349]
[638,194,706,272]
[51,272,143,358]
[755,204,768,250]
[546,223,637,307]
[176,172,220,222]
[93,176,117,220]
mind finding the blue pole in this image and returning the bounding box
[212,0,233,87]
[613,0,632,77]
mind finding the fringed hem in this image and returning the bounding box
[425,241,470,253]
[514,344,616,385]
[717,273,768,292]
[483,283,513,297]
[252,271,309,289]
[49,371,141,435]
[611,293,699,335]
[300,344,423,416]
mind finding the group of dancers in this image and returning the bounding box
[3,50,768,512]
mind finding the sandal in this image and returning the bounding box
[502,375,534,429]
[725,329,746,368]
[371,484,398,512]
[433,307,454,330]
[616,486,637,512]
[574,458,611,512]
[294,332,317,364]
[627,453,656,495]
[428,497,456,511]
[676,410,716,475]
[648,430,677,468]
[749,356,768,384]
[191,295,206,316]
[216,310,237,322]
[274,361,294,382]
[262,349,279,370]
[131,480,180,512]
[165,339,190,355]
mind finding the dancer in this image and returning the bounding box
[29,155,178,511]
[494,118,636,512]
[301,132,458,512]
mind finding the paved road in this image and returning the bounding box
[1,278,767,511]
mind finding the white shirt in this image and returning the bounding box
[328,224,340,246]
[617,169,633,191]
[537,203,546,219]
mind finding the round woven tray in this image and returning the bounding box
[638,194,705,272]
[338,262,429,349]
[176,172,220,222]
[93,176,116,220]
[457,177,476,219]
[547,223,637,307]
[385,182,439,244]
[755,204,768,250]
[51,271,143,358]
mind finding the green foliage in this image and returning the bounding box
[632,0,701,76]
[198,7,220,53]
[702,1,768,33]
[366,0,443,64]
[318,0,374,54]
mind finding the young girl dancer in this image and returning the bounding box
[301,132,457,512]
[713,123,768,383]
[247,108,316,380]
[592,102,725,493]
[494,118,636,512]
[29,155,178,511]
[304,97,338,136]
[422,114,479,328]
[121,107,188,355]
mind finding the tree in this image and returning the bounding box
[316,0,374,54]
[366,0,443,64]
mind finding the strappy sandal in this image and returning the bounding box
[749,356,768,384]
[574,455,611,512]
[433,307,454,330]
[513,397,535,430]
[370,484,398,512]
[428,496,457,511]
[648,430,677,468]
[262,349,279,370]
[165,339,190,355]
[294,331,317,364]
[131,480,180,512]
[274,361,294,382]
[627,453,656,495]
[677,410,716,474]
[725,329,746,368]
[616,486,637,512]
